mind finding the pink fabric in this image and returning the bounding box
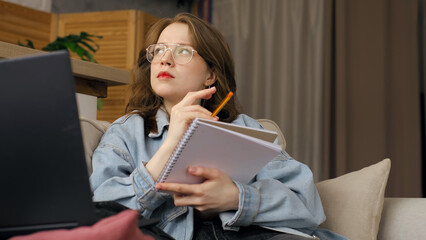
[10,210,154,240]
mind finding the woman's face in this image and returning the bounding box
[150,23,215,107]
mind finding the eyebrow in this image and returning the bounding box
[156,42,193,46]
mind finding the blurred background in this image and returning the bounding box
[1,0,424,198]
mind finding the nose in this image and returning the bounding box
[160,48,175,66]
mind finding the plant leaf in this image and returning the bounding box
[18,40,35,49]
[40,31,102,63]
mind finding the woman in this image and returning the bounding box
[90,13,346,240]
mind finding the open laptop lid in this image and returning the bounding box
[0,51,97,237]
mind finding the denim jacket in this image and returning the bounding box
[90,109,347,240]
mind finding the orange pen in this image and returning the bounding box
[211,91,233,117]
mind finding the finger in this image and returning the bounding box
[187,166,222,180]
[176,105,213,117]
[178,87,216,106]
[156,182,200,195]
[171,107,218,123]
[173,194,205,208]
[182,108,218,121]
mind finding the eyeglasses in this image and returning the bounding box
[146,44,197,64]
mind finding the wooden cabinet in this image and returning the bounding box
[0,1,57,49]
[0,1,159,123]
[58,10,158,123]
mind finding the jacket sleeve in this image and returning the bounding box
[89,117,170,219]
[219,152,325,229]
[219,115,325,230]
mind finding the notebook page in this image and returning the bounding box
[159,119,282,185]
[197,118,278,143]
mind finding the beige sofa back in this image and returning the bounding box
[80,117,287,175]
[80,117,110,174]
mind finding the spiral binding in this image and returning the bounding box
[157,119,200,183]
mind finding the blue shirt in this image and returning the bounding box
[90,109,347,240]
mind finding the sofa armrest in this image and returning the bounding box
[257,119,286,150]
[80,117,111,174]
[378,197,426,240]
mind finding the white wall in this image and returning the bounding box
[3,0,51,12]
[75,93,97,120]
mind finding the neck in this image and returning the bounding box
[163,101,175,117]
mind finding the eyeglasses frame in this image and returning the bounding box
[146,43,198,64]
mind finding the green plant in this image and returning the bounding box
[18,32,103,110]
[18,32,103,63]
[18,32,104,109]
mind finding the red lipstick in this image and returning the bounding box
[157,71,174,79]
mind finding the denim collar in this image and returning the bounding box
[148,107,169,138]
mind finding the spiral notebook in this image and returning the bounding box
[157,118,282,185]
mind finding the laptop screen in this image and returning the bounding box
[0,51,97,237]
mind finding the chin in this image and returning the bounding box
[153,88,181,101]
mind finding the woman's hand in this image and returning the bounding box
[146,87,218,181]
[165,87,218,147]
[155,166,240,213]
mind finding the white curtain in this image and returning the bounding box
[213,0,325,181]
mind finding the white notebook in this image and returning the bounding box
[156,118,282,185]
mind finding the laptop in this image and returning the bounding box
[0,51,98,238]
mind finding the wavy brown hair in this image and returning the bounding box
[126,13,241,134]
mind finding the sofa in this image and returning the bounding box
[80,117,426,240]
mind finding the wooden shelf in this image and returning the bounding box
[0,41,129,98]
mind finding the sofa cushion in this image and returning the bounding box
[378,197,426,240]
[80,117,111,174]
[316,159,391,240]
